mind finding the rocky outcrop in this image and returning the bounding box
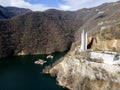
[74,1,120,49]
[88,24,120,52]
[91,37,120,52]
[48,50,120,90]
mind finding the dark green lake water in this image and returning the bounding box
[0,52,68,90]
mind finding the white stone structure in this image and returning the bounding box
[90,51,120,65]
[80,30,88,51]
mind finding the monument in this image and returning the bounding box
[80,30,88,51]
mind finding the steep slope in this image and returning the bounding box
[89,22,120,52]
[75,1,120,46]
[0,10,84,58]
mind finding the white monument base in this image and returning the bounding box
[90,51,120,65]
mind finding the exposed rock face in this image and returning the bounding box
[88,23,120,52]
[91,37,120,52]
[74,1,120,49]
[49,51,120,90]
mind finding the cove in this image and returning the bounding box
[0,51,68,90]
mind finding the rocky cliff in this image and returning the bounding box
[48,50,120,90]
[88,22,120,52]
[74,1,120,48]
[90,37,120,53]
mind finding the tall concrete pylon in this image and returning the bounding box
[80,30,87,51]
[85,32,87,50]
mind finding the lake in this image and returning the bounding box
[0,51,68,90]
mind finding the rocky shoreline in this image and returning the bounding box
[45,50,120,90]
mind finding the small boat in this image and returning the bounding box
[46,55,53,59]
[34,59,47,65]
